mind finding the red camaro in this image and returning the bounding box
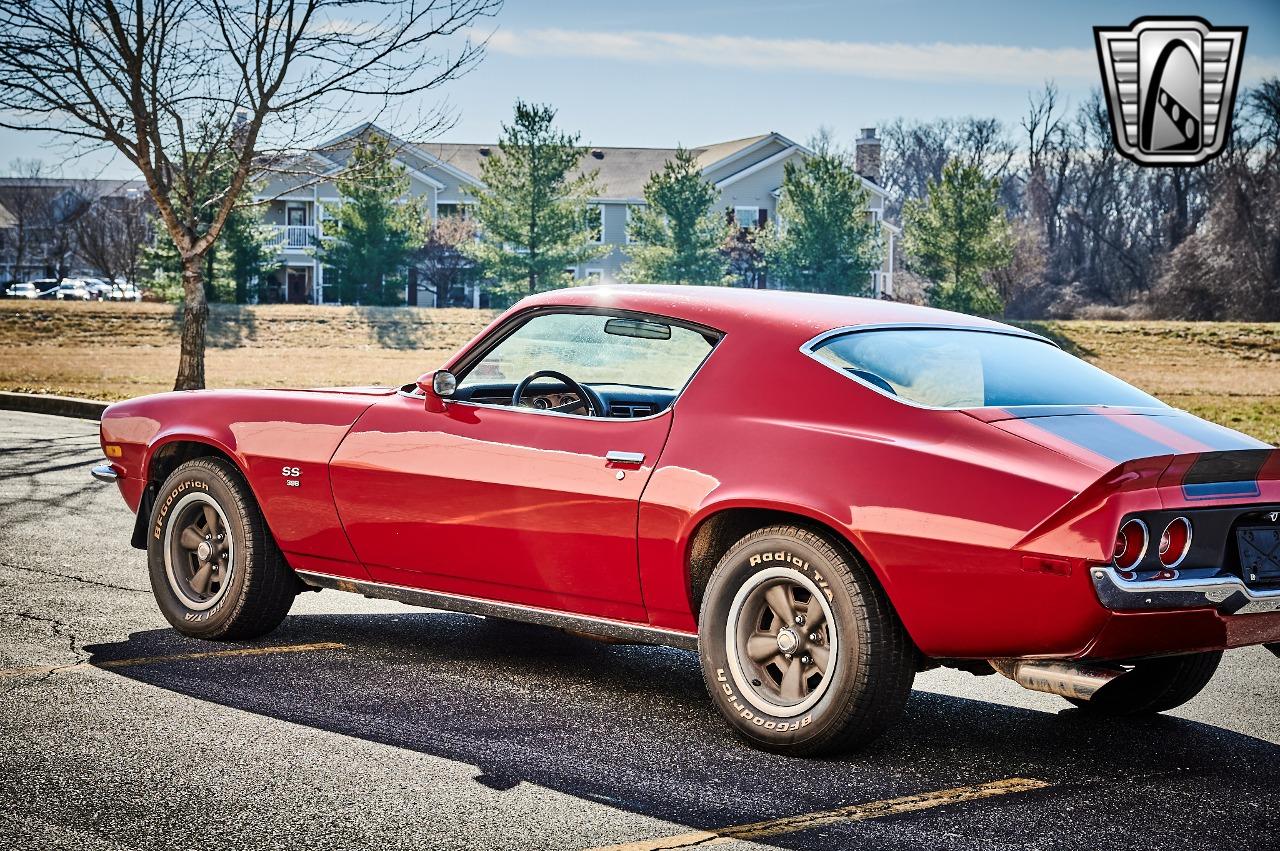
[93,286,1280,754]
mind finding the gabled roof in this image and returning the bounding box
[417,142,686,201]
[691,134,773,170]
[413,132,837,202]
[308,124,886,203]
[316,123,475,189]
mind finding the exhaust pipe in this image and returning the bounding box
[989,659,1126,701]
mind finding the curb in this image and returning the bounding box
[0,391,109,421]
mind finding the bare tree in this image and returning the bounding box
[0,158,54,282]
[0,0,500,389]
[1150,81,1280,320]
[74,184,152,286]
[1020,83,1069,251]
[880,116,1018,222]
[413,215,480,307]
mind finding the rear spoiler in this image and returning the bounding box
[1016,448,1280,556]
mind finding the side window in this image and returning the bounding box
[585,205,604,242]
[458,312,717,414]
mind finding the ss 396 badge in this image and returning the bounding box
[1094,16,1247,166]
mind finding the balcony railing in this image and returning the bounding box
[266,224,318,250]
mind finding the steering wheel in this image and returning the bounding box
[511,370,601,416]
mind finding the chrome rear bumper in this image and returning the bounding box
[90,464,119,483]
[1090,565,1280,615]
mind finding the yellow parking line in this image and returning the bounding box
[0,641,345,679]
[583,777,1051,851]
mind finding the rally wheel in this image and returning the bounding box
[1066,651,1222,715]
[698,525,916,755]
[147,457,296,640]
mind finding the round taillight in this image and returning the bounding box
[1114,518,1148,570]
[1158,517,1192,568]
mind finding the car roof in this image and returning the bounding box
[518,284,1019,342]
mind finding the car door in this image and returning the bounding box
[328,308,719,623]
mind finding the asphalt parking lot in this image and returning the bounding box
[2,408,1278,850]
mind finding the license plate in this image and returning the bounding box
[1237,526,1280,582]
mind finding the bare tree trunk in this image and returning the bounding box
[175,256,209,391]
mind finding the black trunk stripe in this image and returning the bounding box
[1025,415,1179,463]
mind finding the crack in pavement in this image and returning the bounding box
[0,609,89,694]
[0,561,148,594]
[1,609,81,654]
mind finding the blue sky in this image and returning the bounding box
[4,0,1278,177]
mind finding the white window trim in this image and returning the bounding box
[582,268,604,283]
[624,205,633,244]
[588,204,604,243]
[285,201,309,226]
[734,206,760,229]
[434,199,470,220]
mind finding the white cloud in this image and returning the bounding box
[487,28,1280,87]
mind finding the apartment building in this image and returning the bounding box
[256,123,898,306]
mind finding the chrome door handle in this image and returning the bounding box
[605,450,645,465]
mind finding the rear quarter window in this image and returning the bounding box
[808,328,1165,409]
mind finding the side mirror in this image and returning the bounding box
[416,370,457,412]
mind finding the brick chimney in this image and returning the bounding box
[854,127,881,184]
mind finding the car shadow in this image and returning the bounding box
[84,612,1280,849]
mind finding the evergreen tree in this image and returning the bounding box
[466,101,607,303]
[317,133,425,305]
[141,161,275,304]
[766,147,882,295]
[217,202,278,304]
[621,147,727,285]
[902,158,1011,315]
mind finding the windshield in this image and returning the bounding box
[461,311,716,392]
[810,328,1165,409]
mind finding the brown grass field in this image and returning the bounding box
[1,301,1277,444]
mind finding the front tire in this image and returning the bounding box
[1066,651,1221,715]
[147,457,296,640]
[698,525,916,755]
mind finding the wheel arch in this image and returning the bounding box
[130,435,249,550]
[683,501,904,635]
[146,435,244,486]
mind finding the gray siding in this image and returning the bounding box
[254,127,892,298]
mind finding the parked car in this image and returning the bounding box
[91,286,1280,754]
[109,280,143,302]
[4,282,39,299]
[26,279,61,299]
[56,279,91,300]
[80,278,115,300]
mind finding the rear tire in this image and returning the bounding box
[147,457,296,640]
[1066,651,1221,715]
[697,525,915,755]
